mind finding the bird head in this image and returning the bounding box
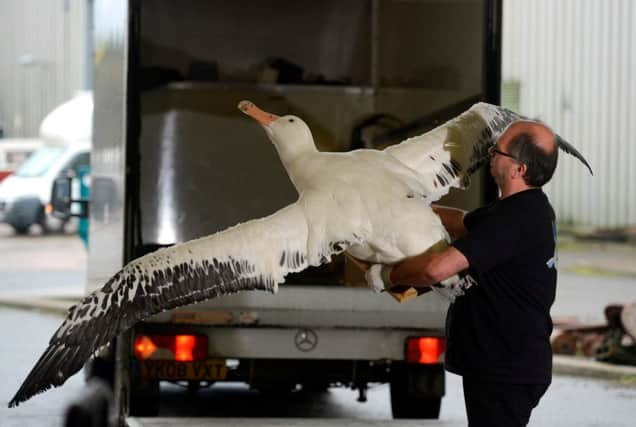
[238,100,316,162]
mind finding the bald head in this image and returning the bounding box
[497,120,559,187]
[502,120,556,153]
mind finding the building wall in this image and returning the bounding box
[502,0,636,228]
[0,0,89,138]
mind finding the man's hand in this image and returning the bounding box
[365,264,394,293]
[431,205,467,240]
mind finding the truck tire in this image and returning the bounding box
[390,393,441,419]
[64,378,112,427]
[129,378,160,417]
[85,356,115,388]
[389,362,443,419]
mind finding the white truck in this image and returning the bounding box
[78,0,502,424]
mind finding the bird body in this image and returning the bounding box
[9,100,592,407]
[259,113,458,265]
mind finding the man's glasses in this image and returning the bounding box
[488,145,521,162]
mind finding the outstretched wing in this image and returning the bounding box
[384,102,592,201]
[9,199,355,407]
[466,103,593,175]
[384,102,511,201]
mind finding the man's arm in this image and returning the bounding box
[364,205,469,293]
[432,205,467,240]
[389,246,469,288]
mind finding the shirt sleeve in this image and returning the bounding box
[451,209,522,274]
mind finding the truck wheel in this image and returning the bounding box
[389,362,442,419]
[85,356,115,388]
[129,379,160,416]
[64,378,112,427]
[390,393,441,419]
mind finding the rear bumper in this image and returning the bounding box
[130,323,445,390]
[132,357,396,386]
[134,324,444,360]
[128,287,447,392]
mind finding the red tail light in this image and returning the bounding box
[134,334,208,361]
[174,335,197,361]
[406,337,445,364]
[134,335,158,360]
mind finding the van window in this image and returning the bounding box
[0,149,32,169]
[63,152,90,175]
[15,145,66,177]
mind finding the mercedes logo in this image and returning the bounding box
[294,328,318,352]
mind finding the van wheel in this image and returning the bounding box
[11,224,30,235]
[38,210,69,234]
[37,209,51,234]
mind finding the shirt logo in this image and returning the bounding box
[546,221,558,269]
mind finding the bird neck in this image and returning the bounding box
[274,137,318,167]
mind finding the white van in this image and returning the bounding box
[0,139,44,181]
[0,92,92,234]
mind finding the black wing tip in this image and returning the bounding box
[8,382,51,408]
[9,380,58,408]
[8,365,47,408]
[8,394,27,408]
[8,366,61,408]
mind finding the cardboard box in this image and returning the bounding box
[343,253,420,303]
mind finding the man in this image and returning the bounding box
[366,120,559,427]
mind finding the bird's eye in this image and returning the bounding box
[288,118,294,122]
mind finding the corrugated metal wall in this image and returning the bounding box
[503,0,636,228]
[0,0,88,138]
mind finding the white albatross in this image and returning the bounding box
[8,101,592,407]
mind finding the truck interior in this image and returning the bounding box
[131,0,498,287]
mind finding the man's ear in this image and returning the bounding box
[513,163,527,179]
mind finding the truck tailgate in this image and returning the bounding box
[143,286,450,330]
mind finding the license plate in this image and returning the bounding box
[139,359,227,381]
